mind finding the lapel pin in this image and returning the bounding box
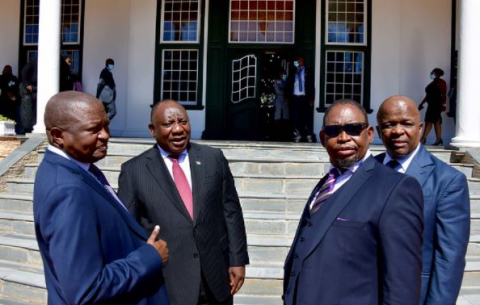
[196,161,201,165]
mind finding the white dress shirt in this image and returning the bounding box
[382,144,421,173]
[156,145,192,189]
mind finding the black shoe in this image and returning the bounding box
[432,138,444,146]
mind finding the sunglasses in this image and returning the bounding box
[322,123,367,137]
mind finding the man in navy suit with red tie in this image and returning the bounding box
[33,91,170,305]
[284,99,424,305]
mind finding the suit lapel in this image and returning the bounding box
[188,143,205,224]
[44,151,149,240]
[405,145,435,187]
[145,147,193,222]
[303,156,376,258]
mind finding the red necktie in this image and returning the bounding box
[168,155,193,219]
[310,168,340,214]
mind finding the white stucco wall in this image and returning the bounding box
[369,0,453,144]
[0,1,20,75]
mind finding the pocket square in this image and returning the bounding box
[196,161,201,165]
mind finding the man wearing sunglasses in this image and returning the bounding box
[376,95,469,305]
[284,99,424,305]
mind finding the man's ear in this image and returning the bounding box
[319,130,326,147]
[49,127,64,148]
[148,124,155,137]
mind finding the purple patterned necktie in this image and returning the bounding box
[310,168,340,214]
[168,155,193,219]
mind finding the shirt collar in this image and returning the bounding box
[47,145,90,172]
[384,144,421,172]
[156,144,188,162]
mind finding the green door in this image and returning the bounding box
[226,49,293,140]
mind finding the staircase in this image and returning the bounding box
[0,137,479,305]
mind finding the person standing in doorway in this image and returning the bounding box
[96,58,117,120]
[285,56,315,143]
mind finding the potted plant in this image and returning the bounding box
[0,115,16,136]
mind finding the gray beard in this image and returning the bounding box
[335,157,358,170]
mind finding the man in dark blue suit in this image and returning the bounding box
[376,95,470,305]
[283,99,424,305]
[33,91,170,305]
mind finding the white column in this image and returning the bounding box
[33,0,61,134]
[451,0,480,147]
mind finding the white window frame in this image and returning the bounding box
[228,0,296,44]
[160,0,202,44]
[161,49,199,106]
[325,0,367,47]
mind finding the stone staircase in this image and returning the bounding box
[0,137,479,305]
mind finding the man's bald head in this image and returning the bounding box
[44,91,110,163]
[377,95,420,123]
[45,91,101,132]
[376,95,423,158]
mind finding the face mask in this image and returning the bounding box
[293,61,299,68]
[282,75,287,81]
[430,73,435,79]
[108,64,114,71]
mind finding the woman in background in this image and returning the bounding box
[418,68,447,146]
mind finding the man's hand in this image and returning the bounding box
[26,85,33,92]
[229,266,246,295]
[147,225,168,266]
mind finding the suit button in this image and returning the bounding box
[291,271,295,276]
[286,289,290,294]
[193,253,199,259]
[294,253,299,259]
[307,221,312,227]
[299,237,305,242]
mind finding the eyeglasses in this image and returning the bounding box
[322,123,367,137]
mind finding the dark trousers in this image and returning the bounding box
[197,272,233,305]
[290,95,312,138]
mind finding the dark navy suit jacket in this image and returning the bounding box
[377,145,470,305]
[283,156,424,305]
[33,150,169,305]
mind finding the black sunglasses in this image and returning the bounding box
[322,123,367,137]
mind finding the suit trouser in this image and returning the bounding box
[290,95,312,137]
[197,271,233,305]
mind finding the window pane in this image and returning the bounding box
[161,0,200,43]
[229,0,295,44]
[324,50,364,105]
[327,0,365,44]
[24,0,81,45]
[231,54,257,103]
[161,50,199,105]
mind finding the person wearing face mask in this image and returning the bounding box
[285,56,315,143]
[96,58,117,120]
[418,68,447,145]
[273,69,290,141]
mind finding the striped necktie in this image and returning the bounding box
[310,168,340,214]
[168,155,194,219]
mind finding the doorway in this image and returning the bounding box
[226,49,293,140]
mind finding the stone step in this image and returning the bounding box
[234,295,282,305]
[452,163,475,178]
[6,176,322,196]
[0,194,32,214]
[0,260,46,304]
[0,212,34,236]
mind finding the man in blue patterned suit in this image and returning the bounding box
[376,95,470,305]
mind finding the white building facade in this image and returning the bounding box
[0,0,478,146]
